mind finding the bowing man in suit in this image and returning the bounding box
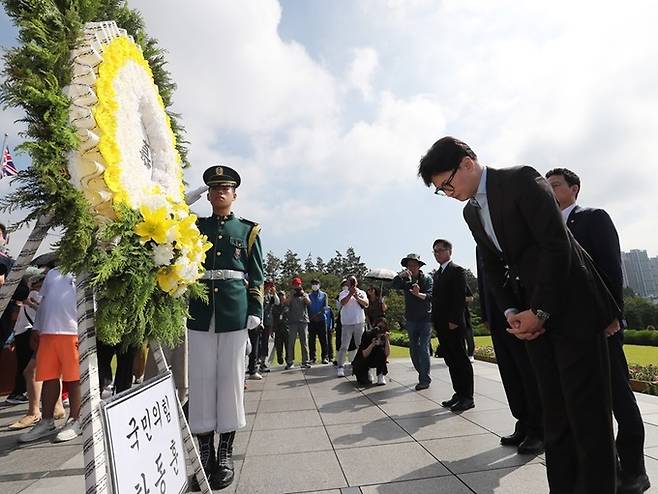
[431,239,475,412]
[418,136,620,493]
[546,168,649,494]
[476,246,544,455]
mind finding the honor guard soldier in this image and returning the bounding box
[188,165,264,491]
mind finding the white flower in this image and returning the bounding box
[175,256,199,283]
[152,243,175,266]
[140,192,170,213]
[172,285,187,298]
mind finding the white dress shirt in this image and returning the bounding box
[473,167,503,253]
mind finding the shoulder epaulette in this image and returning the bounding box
[246,222,261,255]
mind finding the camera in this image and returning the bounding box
[294,287,303,297]
[372,320,388,345]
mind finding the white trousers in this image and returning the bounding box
[188,329,248,434]
[337,322,365,367]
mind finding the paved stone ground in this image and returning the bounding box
[1,358,658,493]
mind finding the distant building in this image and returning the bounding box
[621,249,658,300]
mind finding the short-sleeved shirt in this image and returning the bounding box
[33,269,77,335]
[13,290,41,336]
[339,288,367,325]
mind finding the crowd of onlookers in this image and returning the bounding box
[1,223,81,442]
[247,275,392,387]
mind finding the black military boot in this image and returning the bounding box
[189,432,216,491]
[211,431,236,489]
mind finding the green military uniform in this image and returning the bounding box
[187,165,263,492]
[187,213,264,332]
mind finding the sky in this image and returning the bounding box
[1,0,658,274]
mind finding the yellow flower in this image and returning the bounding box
[134,206,175,244]
[174,214,198,245]
[156,267,179,294]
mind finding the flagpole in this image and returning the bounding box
[1,132,8,153]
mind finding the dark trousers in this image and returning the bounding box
[97,341,136,394]
[352,348,388,385]
[326,330,334,360]
[608,331,646,479]
[437,325,473,399]
[525,329,615,493]
[259,325,272,364]
[11,330,32,396]
[464,325,475,357]
[248,327,261,374]
[488,309,543,438]
[308,320,328,361]
[273,325,288,365]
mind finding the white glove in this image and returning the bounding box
[185,185,209,205]
[246,315,261,330]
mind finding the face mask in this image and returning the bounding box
[311,284,320,291]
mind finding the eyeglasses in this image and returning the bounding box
[434,166,460,196]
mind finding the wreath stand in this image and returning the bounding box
[0,215,212,494]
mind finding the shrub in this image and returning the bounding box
[474,345,496,360]
[629,364,658,383]
[623,330,658,347]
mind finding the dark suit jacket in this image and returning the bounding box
[475,246,496,324]
[431,261,467,331]
[463,166,620,337]
[566,206,624,311]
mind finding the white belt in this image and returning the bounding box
[200,269,246,281]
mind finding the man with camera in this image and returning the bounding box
[336,275,369,377]
[391,254,433,390]
[285,277,311,369]
[351,320,391,386]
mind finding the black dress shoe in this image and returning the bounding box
[441,395,459,408]
[414,382,430,391]
[500,428,526,446]
[618,473,651,494]
[450,399,475,412]
[517,436,545,455]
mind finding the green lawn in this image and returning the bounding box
[289,335,658,366]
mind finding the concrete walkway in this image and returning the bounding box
[1,358,657,493]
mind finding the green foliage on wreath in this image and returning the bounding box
[0,0,202,347]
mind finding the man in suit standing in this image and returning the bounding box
[546,168,649,494]
[418,136,620,493]
[477,247,544,455]
[431,240,474,411]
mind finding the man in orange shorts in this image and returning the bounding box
[19,266,81,443]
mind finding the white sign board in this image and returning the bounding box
[102,372,187,494]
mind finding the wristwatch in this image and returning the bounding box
[531,308,550,322]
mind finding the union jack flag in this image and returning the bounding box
[1,147,18,178]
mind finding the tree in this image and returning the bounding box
[315,256,326,274]
[464,268,478,294]
[264,251,282,280]
[325,250,345,277]
[304,253,315,273]
[280,249,302,281]
[343,246,368,279]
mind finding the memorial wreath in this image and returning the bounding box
[1,1,210,347]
